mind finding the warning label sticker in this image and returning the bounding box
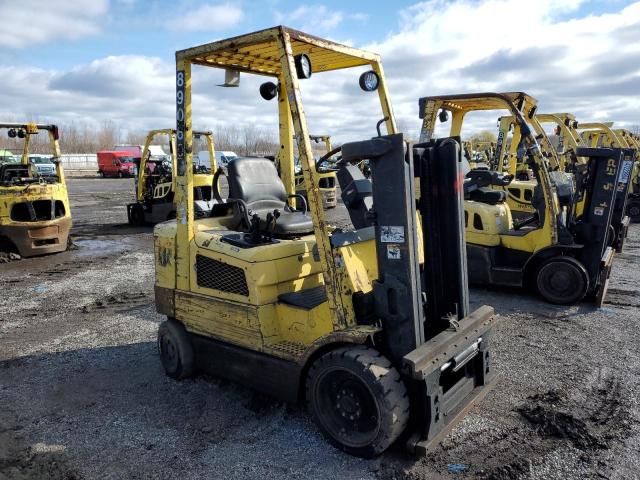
[387,244,401,260]
[381,226,404,243]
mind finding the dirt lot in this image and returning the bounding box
[1,177,639,480]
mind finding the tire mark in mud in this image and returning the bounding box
[480,370,636,479]
[80,291,153,313]
[604,288,640,307]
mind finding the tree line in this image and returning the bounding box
[0,120,279,156]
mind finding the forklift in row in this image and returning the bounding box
[127,129,217,225]
[579,124,640,222]
[295,135,337,209]
[419,92,625,305]
[0,123,72,257]
[153,26,496,457]
[535,114,636,251]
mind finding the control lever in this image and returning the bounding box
[249,214,262,243]
[376,116,389,137]
[265,209,281,241]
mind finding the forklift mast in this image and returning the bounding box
[338,133,493,450]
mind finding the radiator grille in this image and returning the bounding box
[195,255,248,296]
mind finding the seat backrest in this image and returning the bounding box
[227,157,287,210]
[0,164,30,182]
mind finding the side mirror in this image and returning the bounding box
[438,109,449,123]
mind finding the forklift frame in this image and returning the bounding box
[0,122,72,257]
[156,26,496,456]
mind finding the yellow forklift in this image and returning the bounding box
[613,129,640,221]
[295,135,337,209]
[0,123,71,257]
[419,92,624,305]
[536,114,636,251]
[127,129,216,225]
[154,26,497,458]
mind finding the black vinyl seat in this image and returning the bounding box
[464,170,509,205]
[0,164,30,183]
[469,187,506,204]
[227,157,314,237]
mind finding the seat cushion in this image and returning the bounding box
[469,187,506,205]
[252,208,314,236]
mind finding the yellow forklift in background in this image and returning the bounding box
[577,123,639,226]
[420,92,624,305]
[295,135,337,209]
[536,114,636,250]
[127,129,216,225]
[613,130,640,221]
[153,26,497,458]
[0,123,71,257]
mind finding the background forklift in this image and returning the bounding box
[291,135,337,209]
[127,129,216,225]
[153,26,496,458]
[535,113,636,252]
[419,93,623,305]
[580,125,640,223]
[0,122,71,257]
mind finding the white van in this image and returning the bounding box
[196,150,238,169]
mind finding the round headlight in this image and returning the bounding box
[8,129,16,138]
[17,129,25,139]
[259,81,278,101]
[359,70,379,92]
[572,121,579,129]
[294,54,312,79]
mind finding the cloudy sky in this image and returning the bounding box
[0,0,638,144]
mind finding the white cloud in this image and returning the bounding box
[363,0,640,138]
[169,3,244,31]
[0,1,639,146]
[274,4,367,33]
[0,0,109,48]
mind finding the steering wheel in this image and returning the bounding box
[315,146,342,172]
[212,167,226,203]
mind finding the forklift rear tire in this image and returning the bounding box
[158,319,195,380]
[306,345,409,458]
[536,257,589,305]
[130,205,145,226]
[627,200,640,223]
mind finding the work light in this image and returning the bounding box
[259,82,278,101]
[294,54,312,79]
[359,70,379,92]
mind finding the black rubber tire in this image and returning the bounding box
[129,204,145,226]
[627,200,640,223]
[158,319,195,380]
[166,211,176,221]
[536,257,589,305]
[306,345,409,458]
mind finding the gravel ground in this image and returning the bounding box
[1,178,639,480]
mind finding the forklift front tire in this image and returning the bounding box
[536,257,589,305]
[306,345,409,458]
[627,200,640,223]
[158,319,195,380]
